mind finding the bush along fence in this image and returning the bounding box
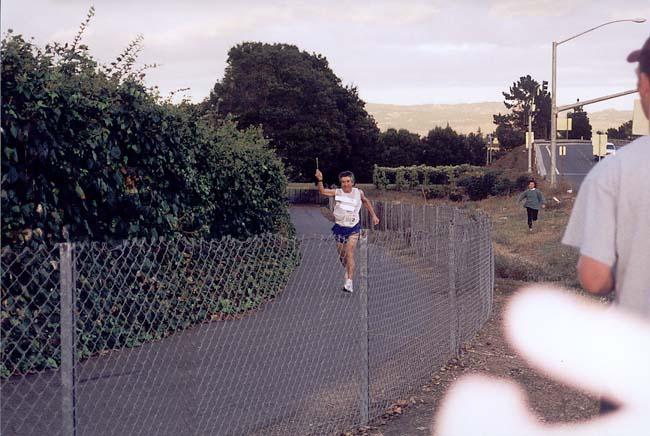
[373,164,532,201]
[1,234,300,378]
[1,200,493,436]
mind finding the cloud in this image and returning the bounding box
[2,0,647,108]
[301,0,441,26]
[487,0,585,18]
[409,42,499,54]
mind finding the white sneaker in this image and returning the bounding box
[343,279,353,293]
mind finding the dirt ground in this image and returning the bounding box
[345,278,599,436]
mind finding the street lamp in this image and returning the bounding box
[549,18,646,187]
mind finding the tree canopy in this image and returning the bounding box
[607,120,633,139]
[204,42,380,183]
[567,105,592,140]
[493,75,551,149]
[375,126,485,168]
[377,128,423,167]
[1,26,291,247]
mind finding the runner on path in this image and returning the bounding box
[517,179,545,231]
[315,169,380,292]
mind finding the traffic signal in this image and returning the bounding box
[542,80,548,94]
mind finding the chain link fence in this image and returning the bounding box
[2,199,493,436]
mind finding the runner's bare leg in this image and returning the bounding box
[336,242,347,277]
[344,233,359,280]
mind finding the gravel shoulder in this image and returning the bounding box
[348,278,598,436]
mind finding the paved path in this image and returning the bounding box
[537,141,601,190]
[2,206,450,436]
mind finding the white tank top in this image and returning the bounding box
[333,188,362,227]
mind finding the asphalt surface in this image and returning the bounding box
[536,141,604,190]
[1,206,453,436]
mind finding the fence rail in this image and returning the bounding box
[1,198,493,436]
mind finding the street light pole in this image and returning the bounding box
[551,41,558,186]
[549,18,645,187]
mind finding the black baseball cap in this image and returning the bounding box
[627,35,650,72]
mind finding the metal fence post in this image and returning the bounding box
[434,206,439,266]
[489,221,495,315]
[358,232,370,425]
[448,211,459,356]
[60,242,77,436]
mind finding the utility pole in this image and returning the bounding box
[549,18,645,187]
[551,41,558,186]
[527,90,537,174]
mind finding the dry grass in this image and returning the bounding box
[314,175,581,286]
[471,188,580,286]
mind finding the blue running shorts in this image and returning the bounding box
[332,223,361,243]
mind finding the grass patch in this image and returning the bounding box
[357,177,580,287]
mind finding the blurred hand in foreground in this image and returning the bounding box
[434,286,650,436]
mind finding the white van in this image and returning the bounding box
[605,142,617,156]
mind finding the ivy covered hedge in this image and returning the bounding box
[1,234,300,378]
[373,164,531,201]
[1,17,299,377]
[1,29,292,248]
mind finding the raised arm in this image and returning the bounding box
[315,169,336,197]
[360,191,380,226]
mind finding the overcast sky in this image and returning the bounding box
[3,0,650,111]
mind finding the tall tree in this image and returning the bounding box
[377,128,422,167]
[421,125,485,166]
[568,105,592,140]
[204,42,379,182]
[493,75,552,148]
[493,113,525,150]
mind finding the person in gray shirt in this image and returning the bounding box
[517,179,545,231]
[562,34,650,414]
[563,34,650,318]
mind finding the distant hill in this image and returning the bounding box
[365,102,632,136]
[587,109,633,134]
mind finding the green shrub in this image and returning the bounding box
[1,30,291,246]
[423,185,450,199]
[493,176,515,196]
[395,168,409,191]
[427,168,449,185]
[408,167,420,189]
[481,171,499,198]
[452,164,481,178]
[373,165,389,190]
[515,174,532,191]
[372,164,464,190]
[457,173,494,201]
[448,190,464,202]
[202,122,292,239]
[0,21,297,378]
[457,170,502,200]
